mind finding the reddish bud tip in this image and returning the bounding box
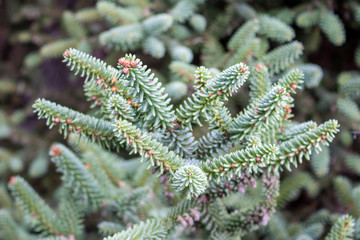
[123,67,129,74]
[97,101,102,106]
[133,103,139,108]
[231,163,236,168]
[92,96,98,100]
[111,86,118,92]
[51,146,62,157]
[284,114,290,119]
[130,60,138,68]
[278,89,284,94]
[165,167,170,171]
[256,157,261,163]
[321,135,327,139]
[219,167,224,171]
[147,150,153,156]
[254,106,259,110]
[280,126,285,131]
[66,118,72,124]
[111,77,117,84]
[123,59,130,67]
[290,83,297,89]
[127,100,132,105]
[240,67,247,73]
[96,78,103,85]
[84,164,90,169]
[118,58,125,65]
[217,90,223,96]
[284,105,291,113]
[254,64,262,71]
[9,176,16,184]
[63,51,71,57]
[118,181,126,188]
[54,117,60,124]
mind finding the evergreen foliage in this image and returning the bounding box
[18,47,339,238]
[2,0,359,239]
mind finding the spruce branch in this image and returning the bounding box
[105,94,136,123]
[99,23,144,50]
[176,63,249,128]
[277,119,340,171]
[118,54,176,130]
[319,10,346,46]
[172,165,208,199]
[258,15,295,43]
[103,219,167,240]
[33,99,119,149]
[260,41,303,76]
[8,177,62,236]
[142,13,173,35]
[63,48,128,90]
[0,209,35,240]
[163,126,198,158]
[229,85,292,142]
[201,144,278,181]
[113,119,183,173]
[325,215,355,240]
[50,143,104,208]
[196,130,232,159]
[296,10,320,28]
[98,221,124,236]
[280,120,318,141]
[227,19,259,51]
[96,1,140,25]
[249,64,271,102]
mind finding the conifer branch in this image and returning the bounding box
[50,143,104,208]
[33,99,119,149]
[8,177,62,236]
[117,54,176,129]
[176,63,249,128]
